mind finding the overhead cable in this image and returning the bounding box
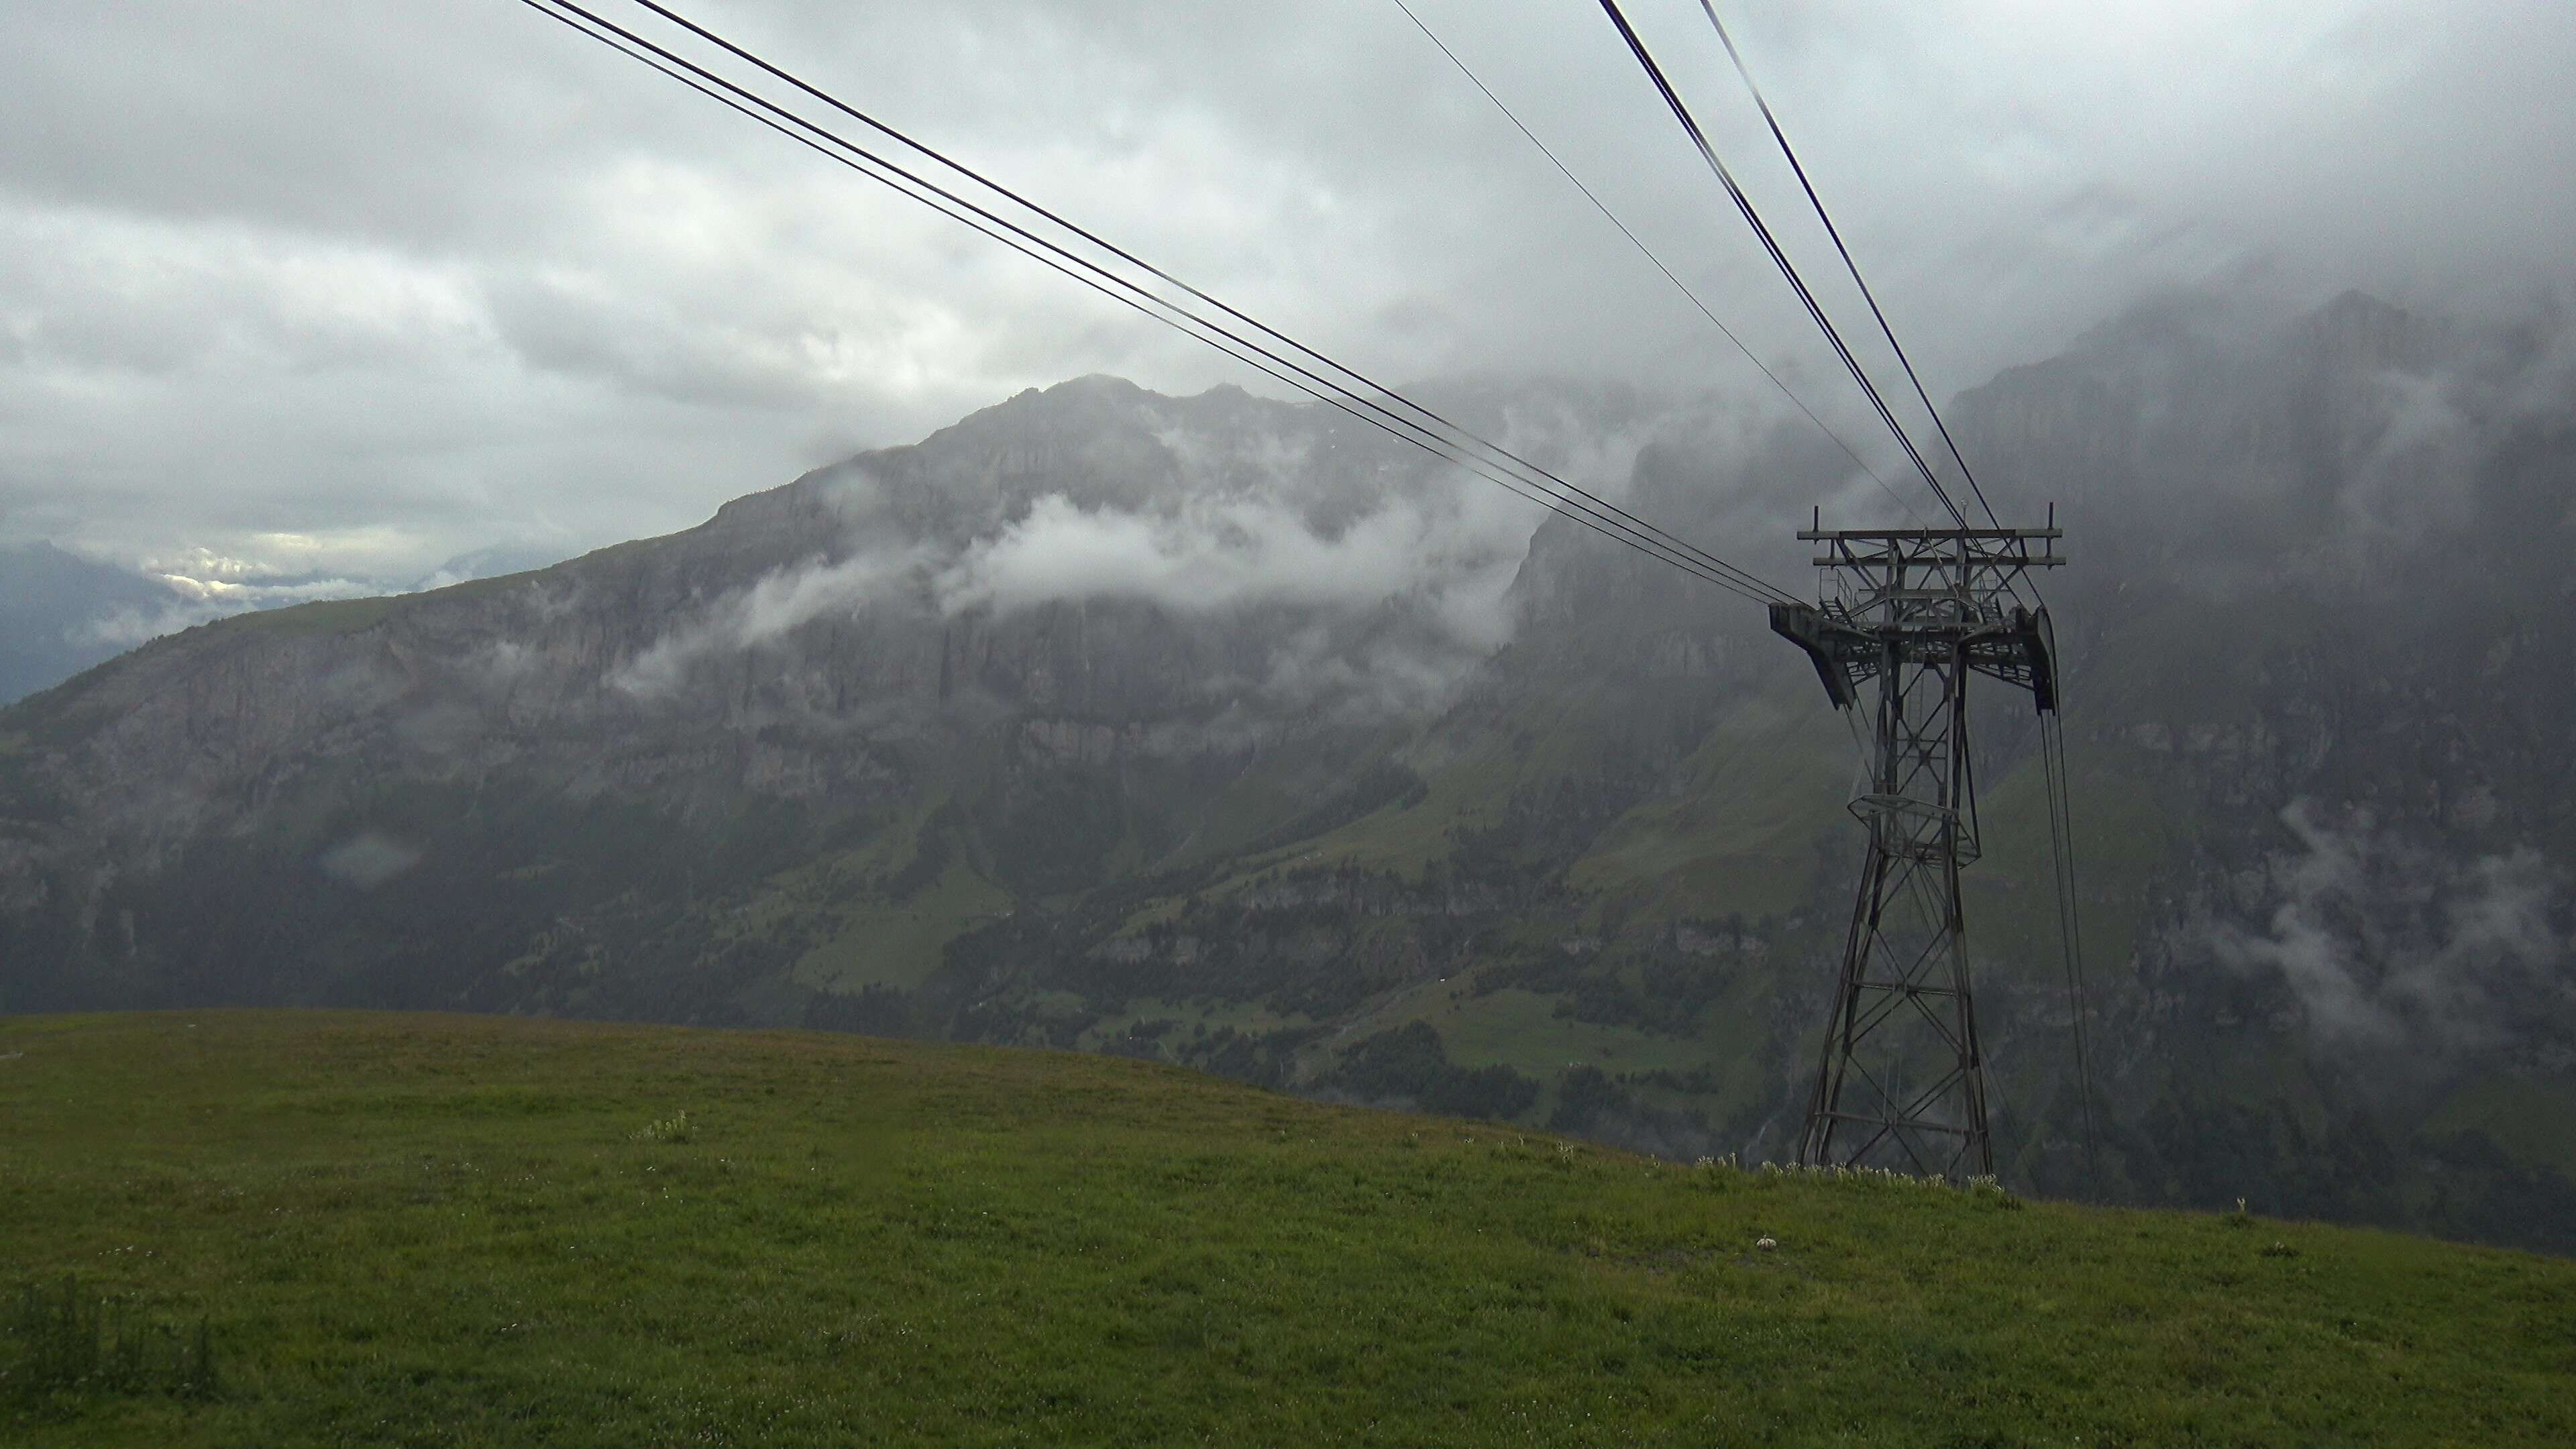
[519,0,1772,601]
[521,0,1799,605]
[2040,706,2102,1182]
[557,0,1799,606]
[1389,0,1923,528]
[1698,1,2002,531]
[1591,0,1970,532]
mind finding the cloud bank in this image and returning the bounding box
[5,0,2570,589]
[613,546,930,700]
[2204,800,2574,1054]
[612,390,1570,719]
[937,492,1497,618]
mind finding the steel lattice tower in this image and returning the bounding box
[1768,518,2063,1177]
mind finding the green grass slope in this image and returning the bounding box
[3,1012,2570,1446]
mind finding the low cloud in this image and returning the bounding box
[612,545,929,700]
[5,1,2573,589]
[58,537,585,659]
[936,483,1536,718]
[938,493,1440,616]
[69,574,383,650]
[1252,619,1487,724]
[319,830,423,888]
[609,466,1540,720]
[2203,799,2573,1052]
[596,384,1752,722]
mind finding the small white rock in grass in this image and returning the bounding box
[1756,1236,1777,1251]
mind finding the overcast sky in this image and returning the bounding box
[2,0,2569,588]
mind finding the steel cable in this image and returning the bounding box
[521,0,1799,605]
[592,0,1799,606]
[1389,0,1926,529]
[1697,1,2004,533]
[1591,0,1972,533]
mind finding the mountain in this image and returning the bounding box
[0,538,576,707]
[0,542,176,706]
[407,541,586,593]
[4,292,2573,1251]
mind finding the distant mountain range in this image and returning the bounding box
[0,540,578,706]
[0,541,177,706]
[5,290,2573,1251]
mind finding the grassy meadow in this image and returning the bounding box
[2,1010,2571,1446]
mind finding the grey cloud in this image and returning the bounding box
[483,271,814,413]
[613,544,931,700]
[606,384,1629,719]
[69,579,380,651]
[2203,800,2575,1053]
[934,484,1532,720]
[2,0,2570,592]
[938,492,1454,616]
[319,831,424,889]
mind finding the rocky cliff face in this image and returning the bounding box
[5,292,2573,1249]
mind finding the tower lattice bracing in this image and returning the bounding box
[1769,521,2063,1178]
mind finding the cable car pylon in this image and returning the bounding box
[1769,511,2064,1177]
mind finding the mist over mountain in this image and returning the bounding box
[408,541,585,594]
[4,288,2573,1250]
[0,541,174,706]
[0,539,586,707]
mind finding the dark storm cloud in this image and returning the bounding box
[0,0,2569,592]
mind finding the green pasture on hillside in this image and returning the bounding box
[2,1011,2571,1446]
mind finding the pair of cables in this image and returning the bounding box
[516,0,1803,608]
[2039,701,2102,1176]
[521,0,2099,1175]
[1595,0,1977,535]
[1572,1,2092,1169]
[1588,2,2039,609]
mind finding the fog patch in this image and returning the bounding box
[67,573,383,651]
[319,831,423,889]
[2200,799,2573,1052]
[478,639,539,686]
[1145,420,1318,508]
[68,601,219,651]
[937,493,1436,616]
[2333,368,2481,538]
[613,546,928,699]
[1251,622,1475,724]
[591,386,1752,721]
[394,700,484,757]
[934,484,1531,718]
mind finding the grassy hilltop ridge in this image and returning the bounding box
[3,1012,2571,1446]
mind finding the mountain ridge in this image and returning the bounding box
[5,290,2573,1250]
